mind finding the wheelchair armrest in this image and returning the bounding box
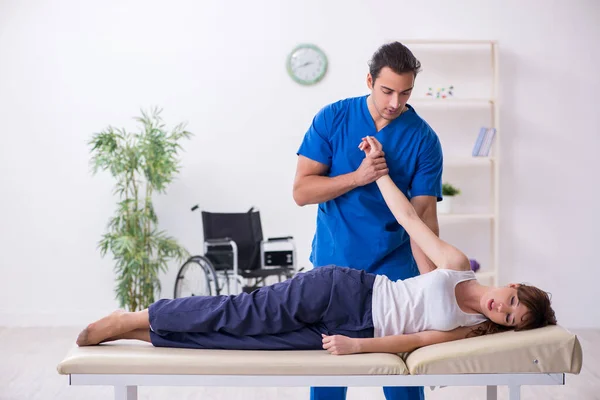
[267,236,294,242]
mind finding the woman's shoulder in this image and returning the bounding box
[436,267,475,277]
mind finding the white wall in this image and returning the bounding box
[0,0,598,328]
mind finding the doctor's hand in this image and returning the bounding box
[322,333,361,355]
[353,136,388,186]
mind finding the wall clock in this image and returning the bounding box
[286,44,328,86]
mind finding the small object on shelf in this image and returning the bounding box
[472,127,497,157]
[438,182,461,214]
[472,127,487,156]
[469,259,481,272]
[425,85,454,99]
[478,127,496,156]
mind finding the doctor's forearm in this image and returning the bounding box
[293,173,359,206]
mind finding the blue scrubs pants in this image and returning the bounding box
[149,266,376,349]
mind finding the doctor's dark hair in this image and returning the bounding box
[467,284,558,338]
[368,42,422,82]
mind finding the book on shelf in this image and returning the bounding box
[472,127,487,156]
[472,127,497,157]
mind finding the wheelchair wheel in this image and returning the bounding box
[174,255,220,298]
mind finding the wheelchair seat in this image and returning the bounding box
[201,208,296,294]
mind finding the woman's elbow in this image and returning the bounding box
[448,252,470,271]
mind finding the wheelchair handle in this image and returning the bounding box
[191,205,254,213]
[267,236,294,242]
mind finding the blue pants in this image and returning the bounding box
[310,387,423,400]
[311,263,424,400]
[149,266,376,349]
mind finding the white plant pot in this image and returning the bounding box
[438,196,454,214]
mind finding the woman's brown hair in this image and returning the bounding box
[467,284,557,338]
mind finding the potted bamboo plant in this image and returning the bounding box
[438,182,461,214]
[89,108,191,311]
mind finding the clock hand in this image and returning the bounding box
[297,61,313,68]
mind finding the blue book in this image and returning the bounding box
[472,127,487,157]
[479,128,497,156]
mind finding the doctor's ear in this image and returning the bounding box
[366,73,374,89]
[507,283,521,289]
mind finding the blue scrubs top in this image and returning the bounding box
[297,95,443,281]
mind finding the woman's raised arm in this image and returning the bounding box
[360,136,469,271]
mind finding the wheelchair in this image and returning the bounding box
[174,206,297,298]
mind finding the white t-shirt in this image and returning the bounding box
[371,268,487,337]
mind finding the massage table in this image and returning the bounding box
[57,325,582,400]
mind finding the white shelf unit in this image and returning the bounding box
[404,40,500,286]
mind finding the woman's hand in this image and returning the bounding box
[358,135,384,159]
[355,136,388,183]
[353,135,388,186]
[321,334,361,355]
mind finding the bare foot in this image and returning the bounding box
[100,329,152,344]
[76,310,126,346]
[76,327,90,346]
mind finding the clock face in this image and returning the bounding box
[287,44,328,85]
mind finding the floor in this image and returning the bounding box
[0,327,597,400]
